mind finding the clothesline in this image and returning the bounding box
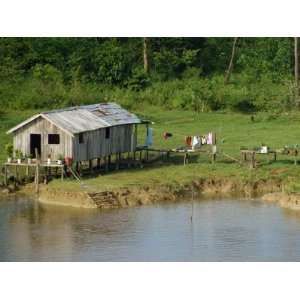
[145,127,217,148]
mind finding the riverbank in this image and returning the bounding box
[15,176,283,209]
[3,169,300,212]
[37,177,300,211]
[3,108,300,209]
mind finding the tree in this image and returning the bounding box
[143,37,149,73]
[224,37,238,84]
[294,37,299,96]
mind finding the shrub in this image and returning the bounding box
[5,143,13,157]
[126,68,150,91]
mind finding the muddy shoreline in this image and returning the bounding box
[2,177,300,211]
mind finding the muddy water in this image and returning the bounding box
[1,196,300,261]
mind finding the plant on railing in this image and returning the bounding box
[15,149,23,164]
[27,154,33,164]
[57,154,64,165]
[5,143,13,163]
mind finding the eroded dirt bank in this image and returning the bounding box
[30,177,290,209]
[262,192,300,210]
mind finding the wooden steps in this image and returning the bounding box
[88,191,120,209]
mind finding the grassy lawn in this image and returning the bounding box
[1,106,300,192]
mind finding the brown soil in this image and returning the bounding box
[262,192,300,210]
[4,176,299,212]
[30,177,284,209]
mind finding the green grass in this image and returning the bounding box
[2,107,300,192]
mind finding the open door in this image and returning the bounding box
[30,134,41,158]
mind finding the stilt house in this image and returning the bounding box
[7,103,142,162]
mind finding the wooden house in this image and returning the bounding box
[7,103,142,163]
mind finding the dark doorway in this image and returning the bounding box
[30,134,41,158]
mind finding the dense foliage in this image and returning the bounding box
[0,37,297,112]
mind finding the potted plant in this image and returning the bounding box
[15,149,23,164]
[261,143,268,154]
[47,154,51,165]
[5,143,13,163]
[27,154,33,164]
[57,154,64,165]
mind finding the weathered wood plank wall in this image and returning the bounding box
[13,117,137,162]
[73,124,136,161]
[13,117,73,161]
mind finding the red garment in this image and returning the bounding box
[185,136,192,146]
[163,132,173,139]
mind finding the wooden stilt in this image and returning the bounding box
[35,163,39,193]
[167,151,170,161]
[79,161,83,176]
[251,152,256,169]
[4,165,7,186]
[140,150,143,162]
[105,156,108,172]
[128,152,132,168]
[89,160,93,173]
[115,154,118,170]
[61,165,64,181]
[97,158,100,169]
[15,165,18,184]
[44,167,48,184]
[108,155,111,171]
[211,145,217,164]
[116,153,120,170]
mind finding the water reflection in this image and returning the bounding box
[1,197,300,261]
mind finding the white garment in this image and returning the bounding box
[192,136,201,150]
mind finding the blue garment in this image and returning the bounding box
[146,127,153,147]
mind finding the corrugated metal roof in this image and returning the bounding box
[7,102,141,135]
[81,103,141,126]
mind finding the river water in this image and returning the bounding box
[1,197,300,261]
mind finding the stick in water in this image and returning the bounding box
[191,185,194,222]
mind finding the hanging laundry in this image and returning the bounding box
[192,136,201,150]
[145,127,153,147]
[201,136,207,145]
[185,136,192,147]
[163,132,173,139]
[207,132,213,145]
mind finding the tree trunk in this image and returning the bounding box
[224,37,238,85]
[295,37,299,97]
[143,37,149,73]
